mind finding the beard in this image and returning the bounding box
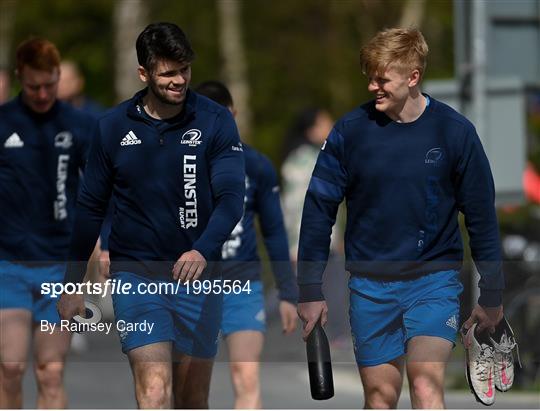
[147,78,186,106]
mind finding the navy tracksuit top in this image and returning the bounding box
[65,89,245,282]
[0,96,94,262]
[298,96,504,307]
[221,144,298,303]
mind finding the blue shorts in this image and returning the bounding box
[349,270,463,366]
[221,280,265,337]
[111,271,222,358]
[0,260,63,323]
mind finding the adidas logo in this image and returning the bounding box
[446,314,458,331]
[4,132,24,148]
[120,131,142,146]
[119,330,128,341]
[255,309,266,323]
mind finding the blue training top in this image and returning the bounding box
[64,89,245,283]
[221,144,298,303]
[298,96,504,307]
[0,96,94,262]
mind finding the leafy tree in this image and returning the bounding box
[10,0,115,105]
[7,0,455,162]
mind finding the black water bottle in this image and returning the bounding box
[306,320,334,400]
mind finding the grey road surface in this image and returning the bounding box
[21,299,539,409]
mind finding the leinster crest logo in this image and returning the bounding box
[181,129,202,147]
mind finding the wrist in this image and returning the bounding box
[298,284,324,303]
[478,289,503,307]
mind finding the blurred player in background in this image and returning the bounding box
[196,80,298,409]
[0,38,94,408]
[57,60,104,118]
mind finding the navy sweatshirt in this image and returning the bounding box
[298,96,504,307]
[221,144,298,303]
[0,96,94,262]
[64,89,245,282]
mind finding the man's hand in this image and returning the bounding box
[98,249,110,281]
[297,300,328,341]
[463,304,503,334]
[279,301,298,334]
[57,293,85,321]
[172,249,207,283]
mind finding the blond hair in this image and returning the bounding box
[360,28,428,78]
